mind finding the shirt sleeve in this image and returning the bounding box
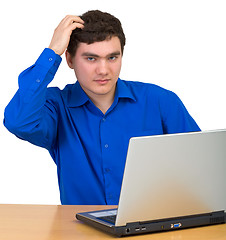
[3,48,62,151]
[160,90,201,134]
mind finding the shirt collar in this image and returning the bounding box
[67,81,89,107]
[115,78,136,101]
[67,78,136,107]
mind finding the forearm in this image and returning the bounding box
[4,48,62,149]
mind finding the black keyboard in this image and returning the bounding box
[98,215,117,224]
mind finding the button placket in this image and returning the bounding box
[99,116,113,201]
[101,117,109,150]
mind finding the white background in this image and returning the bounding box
[0,0,226,205]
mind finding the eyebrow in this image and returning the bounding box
[81,51,121,58]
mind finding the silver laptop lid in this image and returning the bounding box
[116,130,226,226]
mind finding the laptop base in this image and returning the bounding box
[76,211,226,237]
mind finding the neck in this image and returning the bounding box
[89,94,115,114]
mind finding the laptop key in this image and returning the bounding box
[98,215,117,224]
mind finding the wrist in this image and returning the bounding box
[48,47,61,56]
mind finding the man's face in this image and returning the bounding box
[66,36,122,103]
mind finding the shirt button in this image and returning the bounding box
[49,57,53,61]
[36,79,41,83]
[105,168,110,173]
[105,144,109,148]
[102,118,106,121]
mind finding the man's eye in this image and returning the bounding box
[87,57,95,61]
[109,56,117,61]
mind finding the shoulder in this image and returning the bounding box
[46,84,74,103]
[120,79,177,101]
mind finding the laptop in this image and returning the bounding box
[76,129,226,237]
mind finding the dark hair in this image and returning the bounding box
[67,10,126,56]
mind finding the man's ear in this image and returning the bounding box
[65,50,74,69]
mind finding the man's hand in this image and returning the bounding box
[48,15,84,56]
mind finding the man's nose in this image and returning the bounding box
[96,60,108,75]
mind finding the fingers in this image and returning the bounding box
[54,15,84,35]
[61,15,84,29]
[49,15,85,56]
[69,21,84,31]
[56,15,85,37]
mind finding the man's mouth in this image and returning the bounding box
[94,79,110,84]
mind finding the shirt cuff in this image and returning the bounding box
[35,48,62,74]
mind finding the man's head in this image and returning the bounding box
[67,10,126,57]
[65,10,125,113]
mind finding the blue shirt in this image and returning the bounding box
[4,48,200,205]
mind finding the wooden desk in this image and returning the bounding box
[0,204,225,240]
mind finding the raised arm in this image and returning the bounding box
[3,15,84,151]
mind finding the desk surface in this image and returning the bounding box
[0,204,226,240]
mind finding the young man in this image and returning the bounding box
[4,10,200,205]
